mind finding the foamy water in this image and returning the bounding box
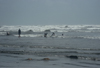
[0,25,100,39]
[0,25,100,68]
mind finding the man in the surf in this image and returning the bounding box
[6,32,10,36]
[51,32,55,37]
[44,33,48,37]
[18,29,21,37]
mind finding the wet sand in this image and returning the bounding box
[0,36,100,68]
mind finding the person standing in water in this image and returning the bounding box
[18,29,21,37]
[44,33,48,37]
[6,32,10,36]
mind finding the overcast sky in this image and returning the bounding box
[0,0,100,25]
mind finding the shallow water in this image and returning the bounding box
[0,36,100,68]
[0,25,100,68]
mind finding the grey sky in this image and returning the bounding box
[0,0,100,25]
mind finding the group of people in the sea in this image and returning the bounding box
[44,32,64,38]
[44,32,55,37]
[6,29,21,37]
[6,29,64,38]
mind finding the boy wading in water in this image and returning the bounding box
[18,29,21,37]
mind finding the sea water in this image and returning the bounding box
[0,25,100,68]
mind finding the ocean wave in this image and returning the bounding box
[0,31,100,40]
[0,25,100,32]
[66,36,100,40]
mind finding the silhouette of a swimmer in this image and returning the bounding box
[51,32,55,37]
[44,33,48,37]
[62,34,64,36]
[18,29,21,37]
[7,32,10,36]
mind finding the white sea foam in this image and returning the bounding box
[0,25,100,32]
[0,25,100,39]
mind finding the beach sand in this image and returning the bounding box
[0,36,100,68]
[0,53,92,68]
